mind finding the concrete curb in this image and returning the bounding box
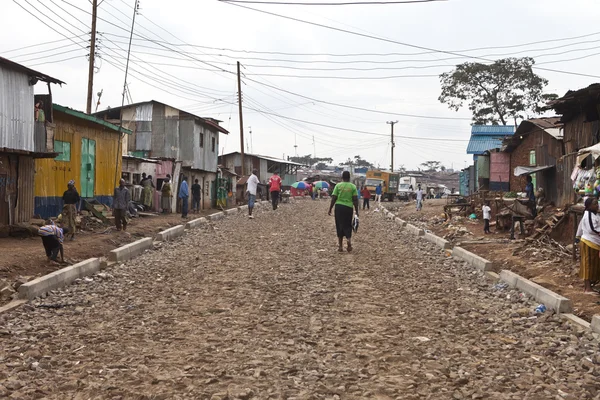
[423,232,451,250]
[406,224,425,236]
[452,246,493,272]
[224,208,237,216]
[499,270,573,314]
[564,313,591,330]
[18,258,101,300]
[395,217,407,227]
[591,315,600,334]
[185,217,207,229]
[108,237,153,262]
[207,212,224,221]
[0,299,27,316]
[238,205,249,211]
[156,225,185,241]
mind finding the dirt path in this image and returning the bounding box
[0,201,598,399]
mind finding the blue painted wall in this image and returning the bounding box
[34,196,113,219]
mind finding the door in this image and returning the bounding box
[0,174,8,225]
[80,138,96,198]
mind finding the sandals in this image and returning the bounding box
[347,245,353,253]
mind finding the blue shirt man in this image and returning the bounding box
[179,177,189,218]
[375,184,382,195]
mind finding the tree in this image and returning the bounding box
[289,154,333,166]
[315,162,329,170]
[420,161,441,172]
[438,57,558,125]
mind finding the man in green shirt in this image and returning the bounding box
[328,171,359,252]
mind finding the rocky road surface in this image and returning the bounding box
[1,200,599,399]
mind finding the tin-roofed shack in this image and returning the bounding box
[0,58,63,228]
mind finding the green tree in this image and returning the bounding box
[439,57,558,125]
[420,161,441,172]
[289,154,333,166]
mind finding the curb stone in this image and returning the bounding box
[563,314,591,331]
[18,258,101,300]
[0,299,28,316]
[406,224,425,236]
[452,246,493,272]
[423,232,451,250]
[499,270,573,314]
[185,217,207,229]
[108,237,153,262]
[590,315,600,334]
[224,208,237,216]
[395,217,407,227]
[207,212,224,221]
[156,225,185,241]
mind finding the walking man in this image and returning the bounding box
[361,186,371,210]
[269,171,282,210]
[191,179,201,213]
[375,183,383,203]
[113,179,131,231]
[416,184,424,211]
[61,180,80,241]
[483,201,492,234]
[38,222,68,262]
[179,176,189,218]
[247,169,260,219]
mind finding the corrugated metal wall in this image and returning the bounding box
[556,153,578,208]
[17,156,34,223]
[34,111,122,217]
[0,66,35,152]
[490,152,510,191]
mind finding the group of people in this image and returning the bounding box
[135,173,204,218]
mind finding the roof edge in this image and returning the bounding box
[54,104,132,134]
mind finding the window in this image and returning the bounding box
[529,150,536,166]
[200,133,204,148]
[54,140,71,161]
[211,137,216,152]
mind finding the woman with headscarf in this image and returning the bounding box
[576,197,600,294]
[161,174,173,214]
[328,171,359,252]
[141,174,155,211]
[61,180,80,241]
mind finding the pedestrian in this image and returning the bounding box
[361,186,371,210]
[113,178,131,231]
[576,197,600,294]
[416,184,424,211]
[191,178,201,213]
[161,175,172,214]
[179,176,189,218]
[38,221,68,262]
[141,174,154,211]
[525,175,537,217]
[375,183,382,203]
[247,169,260,219]
[269,171,282,210]
[328,171,359,252]
[482,201,492,234]
[429,187,435,199]
[61,180,80,241]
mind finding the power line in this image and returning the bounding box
[218,0,446,4]
[221,1,600,79]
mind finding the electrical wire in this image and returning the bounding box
[1,34,87,53]
[218,0,445,4]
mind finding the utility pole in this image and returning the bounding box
[387,121,398,172]
[313,135,316,159]
[86,0,98,114]
[237,61,245,175]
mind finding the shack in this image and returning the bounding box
[219,152,303,186]
[0,57,63,227]
[34,105,129,218]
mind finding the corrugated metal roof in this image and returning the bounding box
[220,151,305,166]
[0,56,64,85]
[467,135,505,155]
[54,104,132,134]
[471,125,516,135]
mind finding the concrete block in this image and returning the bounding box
[156,225,185,241]
[18,258,101,300]
[485,271,500,282]
[406,224,425,236]
[452,246,492,271]
[108,237,153,262]
[563,313,591,330]
[238,205,249,211]
[499,270,520,287]
[185,217,207,229]
[207,212,224,221]
[423,232,451,250]
[224,208,237,216]
[500,269,572,314]
[591,315,600,334]
[395,217,407,227]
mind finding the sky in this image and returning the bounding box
[2,0,600,171]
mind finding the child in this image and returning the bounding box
[482,202,492,234]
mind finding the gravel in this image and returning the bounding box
[0,200,599,399]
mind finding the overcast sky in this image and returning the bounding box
[3,0,599,170]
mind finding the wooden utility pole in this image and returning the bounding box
[237,61,245,175]
[387,121,398,172]
[86,0,98,114]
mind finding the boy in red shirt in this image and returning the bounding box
[361,186,371,210]
[269,172,282,210]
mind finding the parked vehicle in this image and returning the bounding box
[397,176,417,201]
[365,170,400,201]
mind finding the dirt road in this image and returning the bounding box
[1,201,598,399]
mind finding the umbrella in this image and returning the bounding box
[313,181,329,189]
[292,181,310,190]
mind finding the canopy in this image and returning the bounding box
[513,165,554,176]
[576,142,600,166]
